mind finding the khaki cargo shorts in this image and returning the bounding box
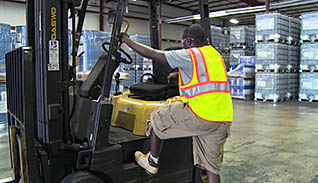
[150,101,231,175]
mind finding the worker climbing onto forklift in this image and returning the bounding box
[120,24,233,183]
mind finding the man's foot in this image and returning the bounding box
[134,151,159,175]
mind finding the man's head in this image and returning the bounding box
[181,24,207,48]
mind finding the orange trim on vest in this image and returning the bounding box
[188,104,232,123]
[197,48,210,81]
[188,48,201,82]
[180,90,230,99]
[180,80,228,91]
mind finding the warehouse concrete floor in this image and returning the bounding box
[222,100,318,183]
[0,100,317,182]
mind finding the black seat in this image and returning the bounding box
[129,74,169,98]
[129,47,182,100]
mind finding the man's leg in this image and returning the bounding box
[150,129,161,158]
[207,170,220,183]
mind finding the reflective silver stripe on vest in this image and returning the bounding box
[181,83,229,98]
[190,48,208,82]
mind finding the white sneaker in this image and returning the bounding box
[134,151,159,175]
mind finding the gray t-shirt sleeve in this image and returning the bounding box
[164,49,192,70]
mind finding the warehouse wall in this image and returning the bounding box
[0,1,25,26]
[0,1,187,49]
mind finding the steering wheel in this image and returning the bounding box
[102,42,133,64]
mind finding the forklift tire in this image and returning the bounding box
[60,171,110,183]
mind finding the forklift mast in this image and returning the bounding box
[6,0,130,182]
[5,0,209,182]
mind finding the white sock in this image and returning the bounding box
[149,153,159,164]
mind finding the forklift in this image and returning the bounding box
[4,0,212,182]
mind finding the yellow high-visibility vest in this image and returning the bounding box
[178,45,233,123]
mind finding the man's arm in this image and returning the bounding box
[121,34,168,65]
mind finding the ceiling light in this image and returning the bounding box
[230,18,239,24]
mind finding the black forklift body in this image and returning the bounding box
[4,0,212,182]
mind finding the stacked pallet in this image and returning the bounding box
[228,56,256,100]
[211,26,230,70]
[0,24,11,133]
[229,26,255,71]
[0,24,12,75]
[299,11,318,102]
[77,30,111,73]
[255,13,300,103]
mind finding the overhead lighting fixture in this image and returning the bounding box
[230,18,239,24]
[164,0,318,23]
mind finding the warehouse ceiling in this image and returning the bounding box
[124,0,318,26]
[1,0,318,26]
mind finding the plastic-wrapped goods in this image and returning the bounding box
[288,45,300,70]
[256,43,288,72]
[0,83,7,131]
[255,13,289,43]
[222,54,230,71]
[299,73,318,102]
[0,24,12,75]
[255,73,289,102]
[230,49,253,65]
[223,31,230,50]
[211,26,224,50]
[230,86,254,99]
[300,11,318,42]
[11,31,16,49]
[230,26,255,48]
[120,34,152,87]
[239,56,256,66]
[15,26,27,48]
[78,30,111,73]
[130,34,151,66]
[300,43,318,72]
[288,17,301,44]
[227,64,255,78]
[228,77,255,99]
[287,73,299,98]
[229,77,254,87]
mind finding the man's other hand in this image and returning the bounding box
[167,72,178,80]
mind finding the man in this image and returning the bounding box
[120,24,233,183]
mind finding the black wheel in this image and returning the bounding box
[60,171,111,183]
[102,42,133,64]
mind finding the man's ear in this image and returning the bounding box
[186,38,191,45]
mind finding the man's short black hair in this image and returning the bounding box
[182,24,207,46]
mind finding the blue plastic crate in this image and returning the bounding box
[230,85,254,99]
[228,77,255,88]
